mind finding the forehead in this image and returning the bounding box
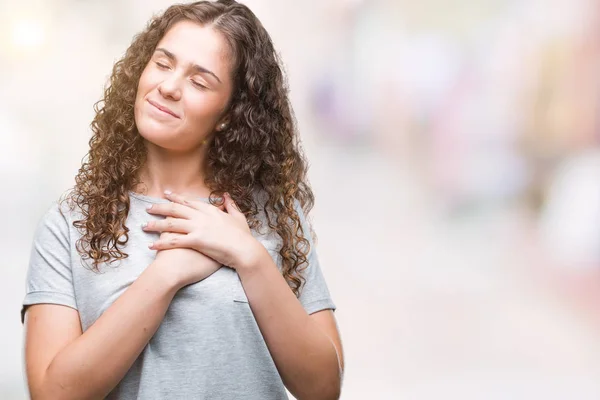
[157,20,231,78]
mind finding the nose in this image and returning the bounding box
[157,74,182,101]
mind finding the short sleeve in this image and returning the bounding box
[21,202,78,323]
[295,201,336,315]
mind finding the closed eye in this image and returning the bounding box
[155,62,170,69]
[191,80,208,90]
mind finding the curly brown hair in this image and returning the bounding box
[64,0,315,296]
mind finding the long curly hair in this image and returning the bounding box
[64,0,315,296]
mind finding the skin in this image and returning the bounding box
[146,191,345,399]
[24,20,344,400]
[133,20,232,197]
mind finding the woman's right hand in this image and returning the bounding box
[152,232,222,290]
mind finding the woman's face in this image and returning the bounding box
[134,20,233,152]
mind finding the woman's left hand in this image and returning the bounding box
[143,191,264,270]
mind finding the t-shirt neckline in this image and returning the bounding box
[128,191,209,204]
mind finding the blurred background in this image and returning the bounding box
[2,0,600,398]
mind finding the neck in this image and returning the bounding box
[134,141,212,198]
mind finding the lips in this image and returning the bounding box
[147,99,180,119]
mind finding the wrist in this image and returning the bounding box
[231,237,270,272]
[146,258,183,293]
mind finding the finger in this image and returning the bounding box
[142,217,191,234]
[146,201,193,219]
[163,190,208,211]
[165,190,228,216]
[159,231,184,240]
[149,233,195,250]
[224,192,241,215]
[213,198,226,212]
[223,193,250,229]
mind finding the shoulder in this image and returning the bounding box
[250,190,314,246]
[251,189,308,220]
[35,192,85,235]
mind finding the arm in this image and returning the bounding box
[25,202,223,400]
[143,192,344,399]
[237,247,344,400]
[25,261,178,400]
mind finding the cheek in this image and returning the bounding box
[136,70,153,98]
[183,93,223,124]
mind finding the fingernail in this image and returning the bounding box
[146,205,152,210]
[141,222,148,229]
[164,190,172,195]
[148,242,154,249]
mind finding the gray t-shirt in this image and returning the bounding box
[22,191,336,399]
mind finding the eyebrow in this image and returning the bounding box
[155,47,222,84]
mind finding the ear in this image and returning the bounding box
[215,116,231,132]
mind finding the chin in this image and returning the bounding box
[139,127,197,153]
[137,123,175,147]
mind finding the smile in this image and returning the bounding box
[147,99,180,119]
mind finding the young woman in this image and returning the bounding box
[22,1,343,399]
